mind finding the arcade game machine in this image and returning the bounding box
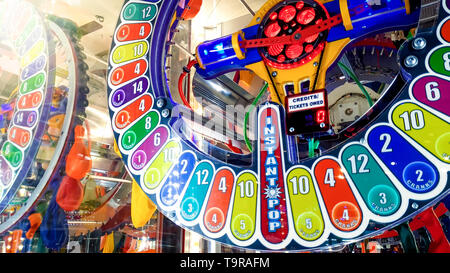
[0,0,132,253]
[108,0,450,252]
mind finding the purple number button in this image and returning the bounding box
[21,55,46,81]
[110,77,149,108]
[411,75,450,116]
[13,110,38,128]
[0,156,13,187]
[130,126,169,171]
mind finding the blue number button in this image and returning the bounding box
[159,151,196,207]
[402,162,437,193]
[367,125,439,193]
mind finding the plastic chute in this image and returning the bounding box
[180,0,203,20]
[25,212,43,240]
[101,204,131,233]
[131,180,156,228]
[102,232,115,253]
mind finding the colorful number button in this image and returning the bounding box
[20,39,44,68]
[0,156,13,187]
[114,94,152,130]
[439,18,450,43]
[391,102,450,163]
[121,111,159,151]
[19,72,45,95]
[21,54,45,81]
[286,167,324,241]
[203,168,235,233]
[13,110,38,128]
[180,161,214,223]
[368,125,439,193]
[230,172,258,241]
[411,75,449,117]
[314,158,362,232]
[116,23,152,42]
[111,41,148,64]
[110,77,149,108]
[341,144,401,216]
[142,140,181,191]
[17,90,43,110]
[18,25,43,56]
[159,151,197,207]
[14,15,37,47]
[130,126,168,171]
[428,46,450,77]
[109,60,147,86]
[122,2,158,22]
[8,127,31,148]
[2,141,23,168]
[331,201,362,232]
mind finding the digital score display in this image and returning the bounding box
[285,89,330,135]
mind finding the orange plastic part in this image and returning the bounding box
[180,0,203,20]
[10,230,23,253]
[25,213,42,239]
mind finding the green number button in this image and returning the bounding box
[367,185,400,216]
[2,141,23,168]
[122,3,157,22]
[20,72,45,95]
[121,111,159,151]
[429,47,450,77]
[341,144,401,216]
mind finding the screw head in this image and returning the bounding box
[156,99,165,108]
[161,109,170,118]
[289,127,295,133]
[412,203,419,209]
[412,37,427,50]
[404,55,418,68]
[272,71,278,77]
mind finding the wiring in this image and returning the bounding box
[337,61,374,107]
[178,59,198,110]
[178,60,243,154]
[244,83,268,152]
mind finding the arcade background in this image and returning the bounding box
[0,0,448,253]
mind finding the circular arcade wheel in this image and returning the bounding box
[0,0,125,238]
[108,0,450,251]
[0,0,56,212]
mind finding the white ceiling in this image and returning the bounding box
[25,0,268,63]
[19,0,267,144]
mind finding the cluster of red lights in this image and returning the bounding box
[261,0,329,70]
